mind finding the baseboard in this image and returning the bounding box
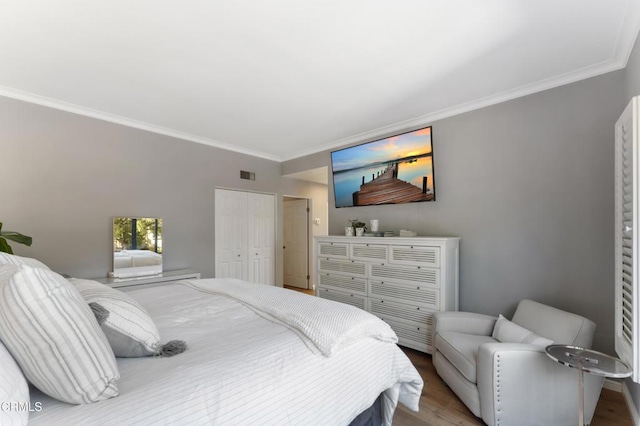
[604,378,623,392]
[623,381,640,426]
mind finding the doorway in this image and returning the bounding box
[283,196,309,289]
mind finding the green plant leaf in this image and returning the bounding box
[0,238,13,254]
[1,232,32,247]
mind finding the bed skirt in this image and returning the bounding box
[349,393,383,426]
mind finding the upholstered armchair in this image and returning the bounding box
[433,299,604,426]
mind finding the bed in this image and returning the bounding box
[113,250,163,268]
[0,256,423,426]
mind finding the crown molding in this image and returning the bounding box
[282,58,626,162]
[0,86,280,162]
[0,34,636,165]
[614,0,640,68]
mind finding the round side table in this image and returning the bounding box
[545,345,632,426]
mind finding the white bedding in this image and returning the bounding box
[114,250,162,268]
[182,278,398,356]
[28,279,423,426]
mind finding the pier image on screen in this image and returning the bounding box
[331,126,435,208]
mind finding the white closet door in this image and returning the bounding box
[215,189,248,280]
[247,192,276,285]
[215,189,275,285]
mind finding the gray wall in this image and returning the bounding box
[623,32,640,418]
[0,95,326,285]
[284,70,625,355]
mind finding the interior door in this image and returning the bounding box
[247,192,276,285]
[283,198,309,288]
[214,189,248,280]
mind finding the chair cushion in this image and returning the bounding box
[492,314,554,347]
[435,331,497,383]
[512,299,596,348]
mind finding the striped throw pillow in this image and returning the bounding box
[0,252,50,270]
[0,339,29,425]
[70,278,163,357]
[0,265,119,404]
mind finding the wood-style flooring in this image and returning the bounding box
[394,347,633,426]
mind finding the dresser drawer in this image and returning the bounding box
[350,243,388,262]
[317,287,367,310]
[314,236,459,355]
[382,317,433,353]
[318,258,366,277]
[389,245,440,268]
[318,242,349,259]
[317,273,367,295]
[369,263,439,287]
[369,298,436,327]
[369,280,439,309]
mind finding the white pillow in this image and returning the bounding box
[0,252,50,270]
[0,265,119,404]
[0,339,29,426]
[70,278,164,357]
[492,314,554,347]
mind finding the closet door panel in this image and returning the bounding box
[215,189,248,280]
[247,192,276,285]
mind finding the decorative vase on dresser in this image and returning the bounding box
[315,235,460,354]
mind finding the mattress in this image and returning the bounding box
[28,280,423,425]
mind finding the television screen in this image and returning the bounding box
[331,126,435,208]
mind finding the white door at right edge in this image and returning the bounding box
[283,198,309,289]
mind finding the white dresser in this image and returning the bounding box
[315,236,460,353]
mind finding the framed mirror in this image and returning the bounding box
[112,217,163,278]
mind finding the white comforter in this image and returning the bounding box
[182,278,398,356]
[28,279,423,426]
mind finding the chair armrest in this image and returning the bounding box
[477,343,604,426]
[432,311,498,336]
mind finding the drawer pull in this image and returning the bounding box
[417,287,420,290]
[417,327,420,330]
[416,307,420,310]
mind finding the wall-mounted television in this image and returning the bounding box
[331,126,435,208]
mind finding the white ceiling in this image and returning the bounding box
[1,1,639,162]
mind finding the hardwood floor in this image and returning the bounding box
[393,347,633,426]
[284,285,315,295]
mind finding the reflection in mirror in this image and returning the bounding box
[113,217,163,278]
